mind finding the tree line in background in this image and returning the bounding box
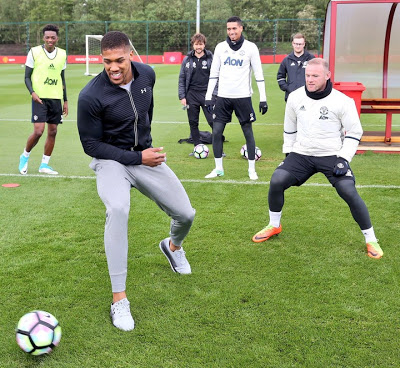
[0,0,330,55]
[0,0,330,23]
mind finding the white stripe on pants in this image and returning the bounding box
[90,159,196,293]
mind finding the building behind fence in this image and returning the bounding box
[0,19,324,62]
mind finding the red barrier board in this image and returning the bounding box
[163,52,183,64]
[0,54,308,65]
[1,56,26,64]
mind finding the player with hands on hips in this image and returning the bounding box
[78,31,195,332]
[252,58,383,260]
[204,16,268,181]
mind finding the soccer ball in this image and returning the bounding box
[240,144,262,161]
[16,310,62,356]
[193,144,209,159]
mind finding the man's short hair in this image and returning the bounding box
[191,33,206,45]
[101,31,130,52]
[43,24,59,35]
[307,58,329,71]
[292,33,306,42]
[227,16,242,26]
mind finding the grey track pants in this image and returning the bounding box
[90,159,196,293]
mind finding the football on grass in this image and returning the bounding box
[193,144,209,159]
[16,310,61,355]
[240,144,262,161]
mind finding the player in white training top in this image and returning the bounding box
[252,58,383,260]
[204,16,268,181]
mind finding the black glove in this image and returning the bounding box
[333,157,349,176]
[205,100,213,114]
[259,101,268,115]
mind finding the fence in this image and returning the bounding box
[0,19,324,62]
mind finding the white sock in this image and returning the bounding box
[248,159,255,172]
[23,149,30,158]
[42,155,51,164]
[269,210,282,228]
[215,157,223,171]
[362,227,377,243]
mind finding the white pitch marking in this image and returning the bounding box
[0,173,399,189]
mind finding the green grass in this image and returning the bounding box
[0,63,400,367]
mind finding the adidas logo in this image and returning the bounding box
[300,105,306,111]
[49,63,55,69]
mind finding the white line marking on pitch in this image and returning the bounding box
[0,173,399,189]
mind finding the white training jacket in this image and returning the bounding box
[205,39,266,101]
[283,86,363,163]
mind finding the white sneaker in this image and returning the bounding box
[39,163,58,175]
[248,169,258,180]
[159,237,191,274]
[110,298,135,331]
[205,169,224,179]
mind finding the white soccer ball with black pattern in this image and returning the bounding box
[193,144,209,159]
[240,144,262,161]
[16,310,62,356]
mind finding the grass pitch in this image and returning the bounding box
[0,63,399,367]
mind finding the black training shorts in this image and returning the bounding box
[277,152,355,186]
[31,98,63,124]
[214,97,256,125]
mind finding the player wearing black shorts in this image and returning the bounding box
[204,16,268,181]
[252,58,383,259]
[19,24,68,175]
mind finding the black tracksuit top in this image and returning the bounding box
[277,50,315,101]
[77,61,155,166]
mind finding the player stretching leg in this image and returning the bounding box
[252,58,383,259]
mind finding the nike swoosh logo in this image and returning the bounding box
[254,235,269,240]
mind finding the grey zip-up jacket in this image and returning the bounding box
[78,62,155,166]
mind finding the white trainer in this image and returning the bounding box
[248,169,258,180]
[159,237,191,274]
[110,298,135,331]
[38,163,59,175]
[205,169,224,179]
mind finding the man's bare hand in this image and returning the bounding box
[31,92,43,104]
[63,101,69,117]
[141,147,167,167]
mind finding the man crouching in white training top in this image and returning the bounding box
[252,58,383,260]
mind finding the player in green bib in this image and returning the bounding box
[19,24,68,175]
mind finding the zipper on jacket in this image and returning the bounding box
[126,89,139,147]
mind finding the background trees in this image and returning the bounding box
[0,0,330,55]
[0,0,330,24]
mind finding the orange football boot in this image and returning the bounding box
[366,241,383,259]
[252,224,282,243]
